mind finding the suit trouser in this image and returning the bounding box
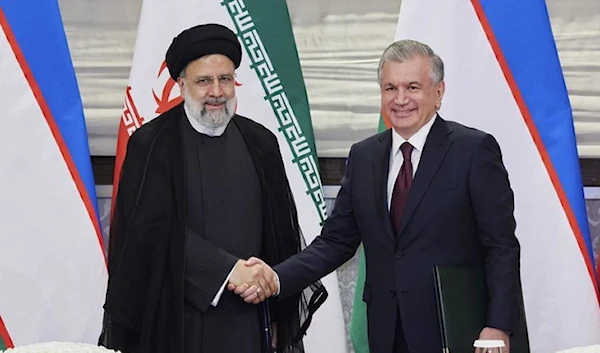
[394,311,410,353]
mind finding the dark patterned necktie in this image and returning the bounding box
[390,142,414,234]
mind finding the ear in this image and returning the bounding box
[435,81,445,109]
[177,76,185,91]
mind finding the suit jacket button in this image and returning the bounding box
[395,252,403,259]
[390,289,397,297]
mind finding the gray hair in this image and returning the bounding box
[377,39,444,85]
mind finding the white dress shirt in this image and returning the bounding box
[387,114,437,210]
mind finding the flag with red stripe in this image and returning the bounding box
[0,0,107,347]
[111,0,347,351]
[351,1,600,352]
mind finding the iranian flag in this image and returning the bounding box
[112,0,347,351]
[350,1,600,352]
[0,0,107,349]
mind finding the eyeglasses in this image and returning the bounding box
[187,74,236,88]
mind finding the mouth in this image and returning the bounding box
[204,102,225,110]
[203,99,227,110]
[392,108,415,117]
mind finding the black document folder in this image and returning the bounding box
[433,265,530,353]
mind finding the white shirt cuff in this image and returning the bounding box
[211,267,235,307]
[274,271,280,296]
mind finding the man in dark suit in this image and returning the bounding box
[232,39,521,353]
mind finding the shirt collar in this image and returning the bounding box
[391,113,437,156]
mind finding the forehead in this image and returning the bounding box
[380,56,432,84]
[184,54,235,76]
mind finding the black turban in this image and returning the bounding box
[165,23,242,80]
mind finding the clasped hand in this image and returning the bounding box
[227,257,278,304]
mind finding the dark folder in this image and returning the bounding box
[433,265,530,353]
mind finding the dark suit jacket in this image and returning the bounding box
[275,116,521,353]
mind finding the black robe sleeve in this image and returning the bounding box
[100,123,241,351]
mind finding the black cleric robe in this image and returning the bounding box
[100,103,327,353]
[181,114,262,352]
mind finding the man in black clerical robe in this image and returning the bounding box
[99,23,326,353]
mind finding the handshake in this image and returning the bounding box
[227,257,279,304]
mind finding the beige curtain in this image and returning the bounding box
[59,0,600,157]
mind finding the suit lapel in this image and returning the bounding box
[398,117,452,237]
[372,129,395,240]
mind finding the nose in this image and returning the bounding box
[209,79,223,97]
[394,89,408,105]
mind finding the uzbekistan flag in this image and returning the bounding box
[0,0,107,348]
[351,1,600,352]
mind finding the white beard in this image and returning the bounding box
[182,87,236,130]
